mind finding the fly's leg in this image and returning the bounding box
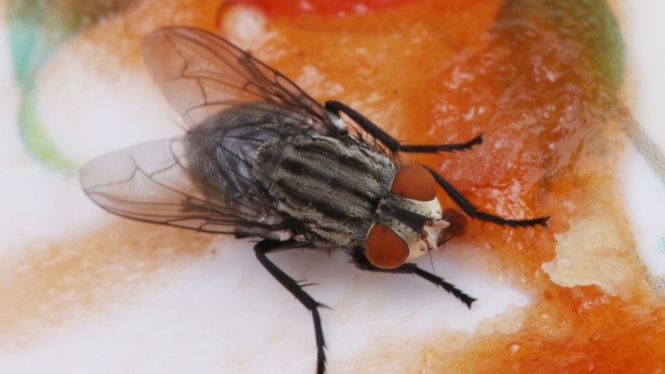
[424,165,551,228]
[350,249,476,308]
[325,101,549,228]
[254,239,327,374]
[326,101,549,227]
[325,100,484,153]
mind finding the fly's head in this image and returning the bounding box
[365,164,454,269]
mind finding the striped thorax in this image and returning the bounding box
[253,135,450,269]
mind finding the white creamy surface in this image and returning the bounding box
[0,240,528,374]
[619,0,665,276]
[0,1,663,373]
[624,147,665,275]
[621,0,665,146]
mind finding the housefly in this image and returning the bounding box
[80,26,549,374]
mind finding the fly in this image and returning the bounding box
[80,26,550,374]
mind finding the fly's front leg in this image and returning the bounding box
[325,100,484,153]
[350,248,476,308]
[254,239,327,374]
[424,165,551,228]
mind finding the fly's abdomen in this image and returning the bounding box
[253,136,397,247]
[182,105,297,237]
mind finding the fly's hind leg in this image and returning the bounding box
[325,100,484,153]
[350,248,476,308]
[254,239,328,374]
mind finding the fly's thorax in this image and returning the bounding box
[364,164,450,269]
[252,135,397,247]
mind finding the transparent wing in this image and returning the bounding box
[80,137,285,236]
[142,26,337,133]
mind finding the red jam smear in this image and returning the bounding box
[224,0,486,17]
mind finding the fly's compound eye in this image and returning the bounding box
[391,164,437,201]
[365,224,409,269]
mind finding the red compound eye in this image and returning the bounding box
[365,224,409,269]
[391,164,437,201]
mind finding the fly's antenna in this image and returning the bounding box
[427,247,437,275]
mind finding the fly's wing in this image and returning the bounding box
[142,26,338,135]
[80,137,285,237]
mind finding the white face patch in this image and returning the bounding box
[421,218,449,252]
[390,196,448,261]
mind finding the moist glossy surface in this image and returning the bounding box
[223,0,663,371]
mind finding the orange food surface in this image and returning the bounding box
[4,0,662,372]
[216,0,665,371]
